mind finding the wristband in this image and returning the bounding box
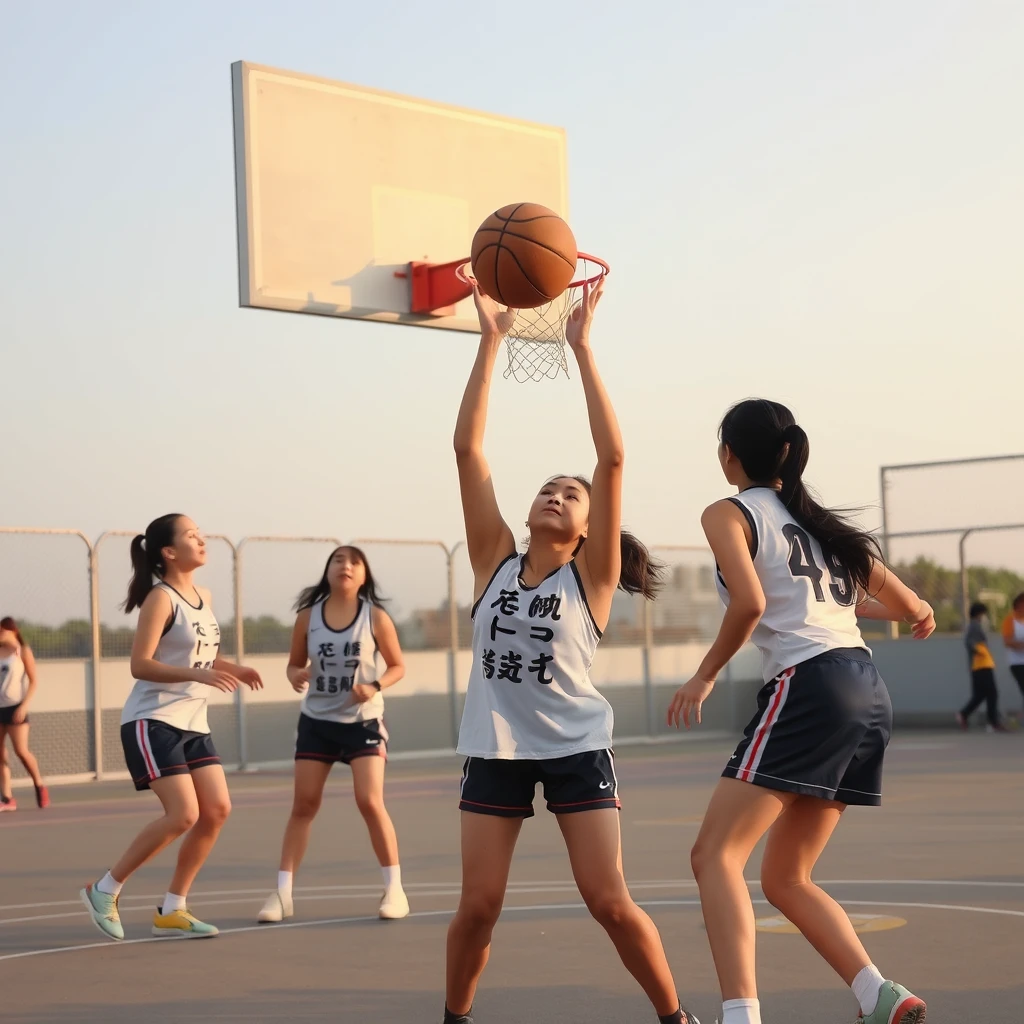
[371,681,382,692]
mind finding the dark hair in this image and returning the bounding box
[123,513,185,613]
[719,399,881,591]
[1013,592,1024,611]
[551,476,665,600]
[295,546,387,612]
[969,601,989,619]
[0,616,25,646]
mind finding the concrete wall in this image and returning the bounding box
[6,636,1018,785]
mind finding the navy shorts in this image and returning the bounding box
[0,704,27,726]
[459,749,620,818]
[295,713,389,765]
[121,720,221,791]
[722,647,892,806]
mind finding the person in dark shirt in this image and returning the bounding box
[957,602,1006,731]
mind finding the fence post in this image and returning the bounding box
[88,542,104,781]
[231,539,248,770]
[958,529,973,628]
[642,598,655,737]
[879,465,899,640]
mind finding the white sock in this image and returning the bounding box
[95,871,123,897]
[162,891,187,914]
[852,965,885,1016]
[277,870,293,897]
[722,998,761,1024]
[382,864,402,891]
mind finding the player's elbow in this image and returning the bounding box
[600,448,625,469]
[732,593,766,623]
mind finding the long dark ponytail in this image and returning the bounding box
[564,476,665,600]
[719,400,879,589]
[123,513,185,613]
[295,546,388,612]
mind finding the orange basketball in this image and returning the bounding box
[470,203,577,308]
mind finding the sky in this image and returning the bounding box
[2,0,1022,622]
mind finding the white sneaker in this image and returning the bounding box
[378,887,410,920]
[258,889,294,923]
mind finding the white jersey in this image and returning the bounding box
[458,553,612,759]
[0,649,28,708]
[121,583,221,733]
[301,599,382,724]
[717,488,868,682]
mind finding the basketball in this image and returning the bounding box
[470,203,578,308]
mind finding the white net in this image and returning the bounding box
[460,256,608,383]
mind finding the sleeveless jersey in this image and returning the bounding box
[121,583,221,733]
[0,649,28,708]
[301,599,382,724]
[458,553,611,759]
[717,488,868,682]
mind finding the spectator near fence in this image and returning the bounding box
[958,602,1006,732]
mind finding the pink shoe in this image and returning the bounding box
[35,785,50,809]
[0,797,17,813]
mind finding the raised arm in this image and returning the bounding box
[453,287,517,592]
[569,282,623,610]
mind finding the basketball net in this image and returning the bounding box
[458,256,609,383]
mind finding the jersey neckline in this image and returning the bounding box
[160,582,204,610]
[319,598,364,634]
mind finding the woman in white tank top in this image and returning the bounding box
[668,400,935,1024]
[80,514,263,943]
[444,283,699,1024]
[0,616,48,812]
[256,545,408,926]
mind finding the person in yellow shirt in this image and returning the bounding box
[957,602,1006,731]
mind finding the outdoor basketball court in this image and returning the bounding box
[3,734,1022,1023]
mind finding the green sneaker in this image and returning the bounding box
[80,883,124,941]
[859,981,926,1023]
[151,906,219,938]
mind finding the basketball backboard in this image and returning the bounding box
[231,62,569,333]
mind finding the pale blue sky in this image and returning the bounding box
[3,0,1022,570]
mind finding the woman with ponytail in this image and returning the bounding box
[668,400,934,1024]
[81,514,263,942]
[442,282,698,1024]
[0,616,48,812]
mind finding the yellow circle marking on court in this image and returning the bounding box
[755,913,906,934]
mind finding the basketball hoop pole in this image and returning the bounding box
[395,259,473,316]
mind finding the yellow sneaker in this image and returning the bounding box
[151,906,219,938]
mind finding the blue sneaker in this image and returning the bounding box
[80,883,124,941]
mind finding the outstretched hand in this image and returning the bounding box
[565,277,606,353]
[472,284,517,338]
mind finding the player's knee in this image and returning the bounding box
[458,890,503,931]
[583,888,632,931]
[292,793,322,820]
[169,803,200,834]
[690,837,712,881]
[760,866,804,910]
[199,797,232,828]
[355,791,384,819]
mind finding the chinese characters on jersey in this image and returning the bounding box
[482,588,560,686]
[314,640,363,694]
[191,621,222,670]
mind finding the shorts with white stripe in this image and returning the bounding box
[722,647,891,806]
[120,720,221,791]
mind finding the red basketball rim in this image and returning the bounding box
[456,252,610,293]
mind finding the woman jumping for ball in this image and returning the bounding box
[257,545,409,924]
[0,617,49,812]
[668,400,934,1024]
[81,514,263,940]
[443,282,699,1024]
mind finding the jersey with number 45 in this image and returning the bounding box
[715,487,868,682]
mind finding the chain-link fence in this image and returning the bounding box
[0,524,792,788]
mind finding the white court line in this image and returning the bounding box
[4,896,1024,963]
[5,877,1024,915]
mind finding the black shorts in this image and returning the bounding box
[121,720,221,791]
[459,749,620,818]
[295,713,389,765]
[722,647,891,807]
[0,704,27,726]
